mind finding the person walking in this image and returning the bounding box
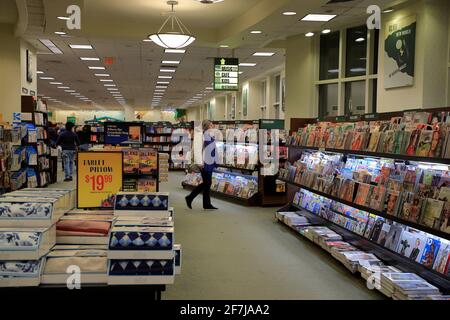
[56,122,80,182]
[185,120,218,210]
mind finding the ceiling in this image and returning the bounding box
[12,0,402,111]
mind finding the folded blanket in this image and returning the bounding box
[56,220,111,237]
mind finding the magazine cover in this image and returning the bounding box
[367,132,381,152]
[384,190,401,216]
[406,129,421,156]
[397,231,427,262]
[351,132,364,151]
[376,222,391,246]
[428,130,441,158]
[416,130,433,157]
[354,183,372,206]
[392,130,404,154]
[400,192,423,223]
[381,130,394,154]
[432,242,450,275]
[369,217,386,242]
[384,224,404,251]
[421,198,444,229]
[339,179,355,202]
[369,186,387,211]
[419,237,441,268]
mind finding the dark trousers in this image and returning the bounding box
[187,169,212,207]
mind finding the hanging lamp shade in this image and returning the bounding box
[148,1,196,49]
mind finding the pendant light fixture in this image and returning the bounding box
[148,1,196,49]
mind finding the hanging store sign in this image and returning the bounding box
[214,58,239,91]
[77,151,123,208]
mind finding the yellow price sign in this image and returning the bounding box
[77,151,123,208]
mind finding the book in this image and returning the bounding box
[123,149,139,174]
[419,237,441,268]
[139,148,158,174]
[137,177,157,192]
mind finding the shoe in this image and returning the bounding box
[204,205,218,210]
[68,177,73,181]
[64,177,71,182]
[185,196,192,209]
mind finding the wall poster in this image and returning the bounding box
[384,15,416,89]
[243,87,248,117]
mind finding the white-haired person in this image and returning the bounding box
[185,120,218,210]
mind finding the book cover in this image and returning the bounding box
[397,231,427,262]
[137,177,157,192]
[139,148,158,174]
[384,224,404,251]
[123,149,139,174]
[419,237,441,268]
[369,186,386,211]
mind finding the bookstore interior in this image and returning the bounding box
[0,0,450,303]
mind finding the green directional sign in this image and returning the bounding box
[214,58,239,91]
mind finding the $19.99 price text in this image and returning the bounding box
[84,174,113,191]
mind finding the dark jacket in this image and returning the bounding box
[203,136,217,174]
[56,130,80,151]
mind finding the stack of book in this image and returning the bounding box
[159,152,169,182]
[380,272,441,299]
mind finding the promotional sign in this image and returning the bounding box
[77,151,123,208]
[104,122,143,145]
[67,116,76,124]
[214,58,239,91]
[384,15,416,89]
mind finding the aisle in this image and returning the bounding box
[162,172,383,300]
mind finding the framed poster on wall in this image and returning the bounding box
[26,49,33,83]
[384,15,416,89]
[243,87,248,117]
[77,151,123,208]
[231,95,236,120]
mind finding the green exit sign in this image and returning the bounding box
[214,58,239,91]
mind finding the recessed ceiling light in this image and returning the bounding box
[54,31,66,35]
[94,73,110,77]
[158,75,173,79]
[65,90,76,92]
[239,63,256,67]
[100,79,113,82]
[219,45,229,48]
[80,57,100,61]
[305,32,315,37]
[383,8,394,13]
[37,71,44,74]
[157,81,170,84]
[252,52,275,57]
[322,29,331,34]
[162,60,180,64]
[107,88,118,91]
[49,82,63,85]
[156,86,168,89]
[301,14,336,22]
[57,16,70,20]
[69,44,93,50]
[155,90,166,92]
[250,30,262,34]
[355,37,366,42]
[88,66,106,70]
[205,87,213,90]
[40,77,54,80]
[104,84,116,87]
[70,92,80,95]
[40,39,63,54]
[58,86,70,89]
[283,11,297,16]
[160,68,176,73]
[165,49,186,54]
[143,39,153,42]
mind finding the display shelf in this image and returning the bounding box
[182,182,259,206]
[287,145,450,165]
[279,203,450,294]
[278,177,450,241]
[216,164,258,174]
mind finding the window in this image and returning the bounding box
[319,84,339,118]
[317,25,378,117]
[319,31,340,80]
[346,26,367,77]
[344,81,365,115]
